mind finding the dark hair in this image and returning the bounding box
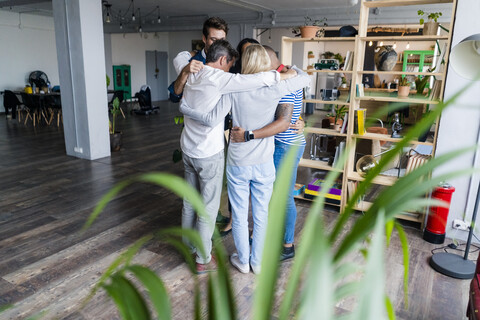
[206,40,238,64]
[236,38,259,54]
[202,17,229,38]
[230,38,260,74]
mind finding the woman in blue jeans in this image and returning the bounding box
[230,46,306,262]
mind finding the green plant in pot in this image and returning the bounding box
[418,10,442,35]
[109,97,122,152]
[397,77,411,98]
[327,105,347,131]
[415,67,435,95]
[292,16,327,38]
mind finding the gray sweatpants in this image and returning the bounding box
[182,150,224,264]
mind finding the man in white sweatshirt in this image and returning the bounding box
[180,40,297,273]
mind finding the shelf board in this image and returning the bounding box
[304,99,350,106]
[305,127,347,137]
[363,0,453,8]
[294,194,341,207]
[348,172,397,186]
[356,95,440,104]
[304,69,354,74]
[299,158,343,172]
[357,70,444,77]
[359,35,449,41]
[352,132,434,146]
[283,36,356,42]
[352,200,423,222]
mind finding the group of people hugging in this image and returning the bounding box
[168,17,310,275]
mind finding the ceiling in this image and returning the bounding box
[0,0,363,32]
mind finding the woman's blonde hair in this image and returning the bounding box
[241,44,271,74]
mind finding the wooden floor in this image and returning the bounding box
[0,101,472,319]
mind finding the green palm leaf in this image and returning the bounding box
[126,265,172,319]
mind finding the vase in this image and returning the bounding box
[423,21,439,35]
[300,26,320,38]
[110,132,123,151]
[374,45,398,71]
[397,86,410,98]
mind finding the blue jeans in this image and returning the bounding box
[273,140,305,245]
[227,161,275,267]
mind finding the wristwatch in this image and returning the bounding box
[244,130,255,142]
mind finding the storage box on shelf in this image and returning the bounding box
[281,0,457,227]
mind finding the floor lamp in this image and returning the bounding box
[429,34,480,279]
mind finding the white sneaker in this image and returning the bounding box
[250,263,261,275]
[230,253,249,274]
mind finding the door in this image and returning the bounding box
[145,51,168,101]
[113,65,132,100]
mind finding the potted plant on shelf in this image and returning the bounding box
[292,16,327,38]
[397,77,411,98]
[109,97,122,151]
[327,105,347,131]
[341,76,348,89]
[418,10,442,35]
[307,51,315,74]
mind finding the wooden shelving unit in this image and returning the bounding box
[281,0,457,227]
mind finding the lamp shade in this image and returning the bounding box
[450,33,480,80]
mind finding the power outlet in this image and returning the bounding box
[452,219,470,231]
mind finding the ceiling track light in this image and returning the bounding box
[379,41,384,46]
[132,0,136,21]
[157,6,161,23]
[406,42,410,49]
[103,2,112,23]
[393,42,397,49]
[369,40,373,46]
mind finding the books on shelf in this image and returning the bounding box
[356,83,364,97]
[354,108,366,135]
[332,141,346,168]
[340,112,348,134]
[429,80,442,100]
[344,51,354,71]
[304,178,342,205]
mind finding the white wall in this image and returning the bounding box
[167,30,201,83]
[434,0,480,241]
[0,11,59,112]
[110,32,169,95]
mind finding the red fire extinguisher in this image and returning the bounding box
[423,182,456,244]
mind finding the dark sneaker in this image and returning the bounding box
[279,245,295,262]
[219,227,232,237]
[216,212,230,224]
[196,255,217,274]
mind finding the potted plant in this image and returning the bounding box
[327,105,347,131]
[397,77,411,98]
[418,10,442,35]
[322,51,335,59]
[292,16,327,38]
[109,97,122,151]
[341,76,348,89]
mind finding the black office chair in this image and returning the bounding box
[3,90,23,120]
[109,90,125,118]
[134,86,159,115]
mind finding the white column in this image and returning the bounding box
[435,0,480,241]
[52,0,110,160]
